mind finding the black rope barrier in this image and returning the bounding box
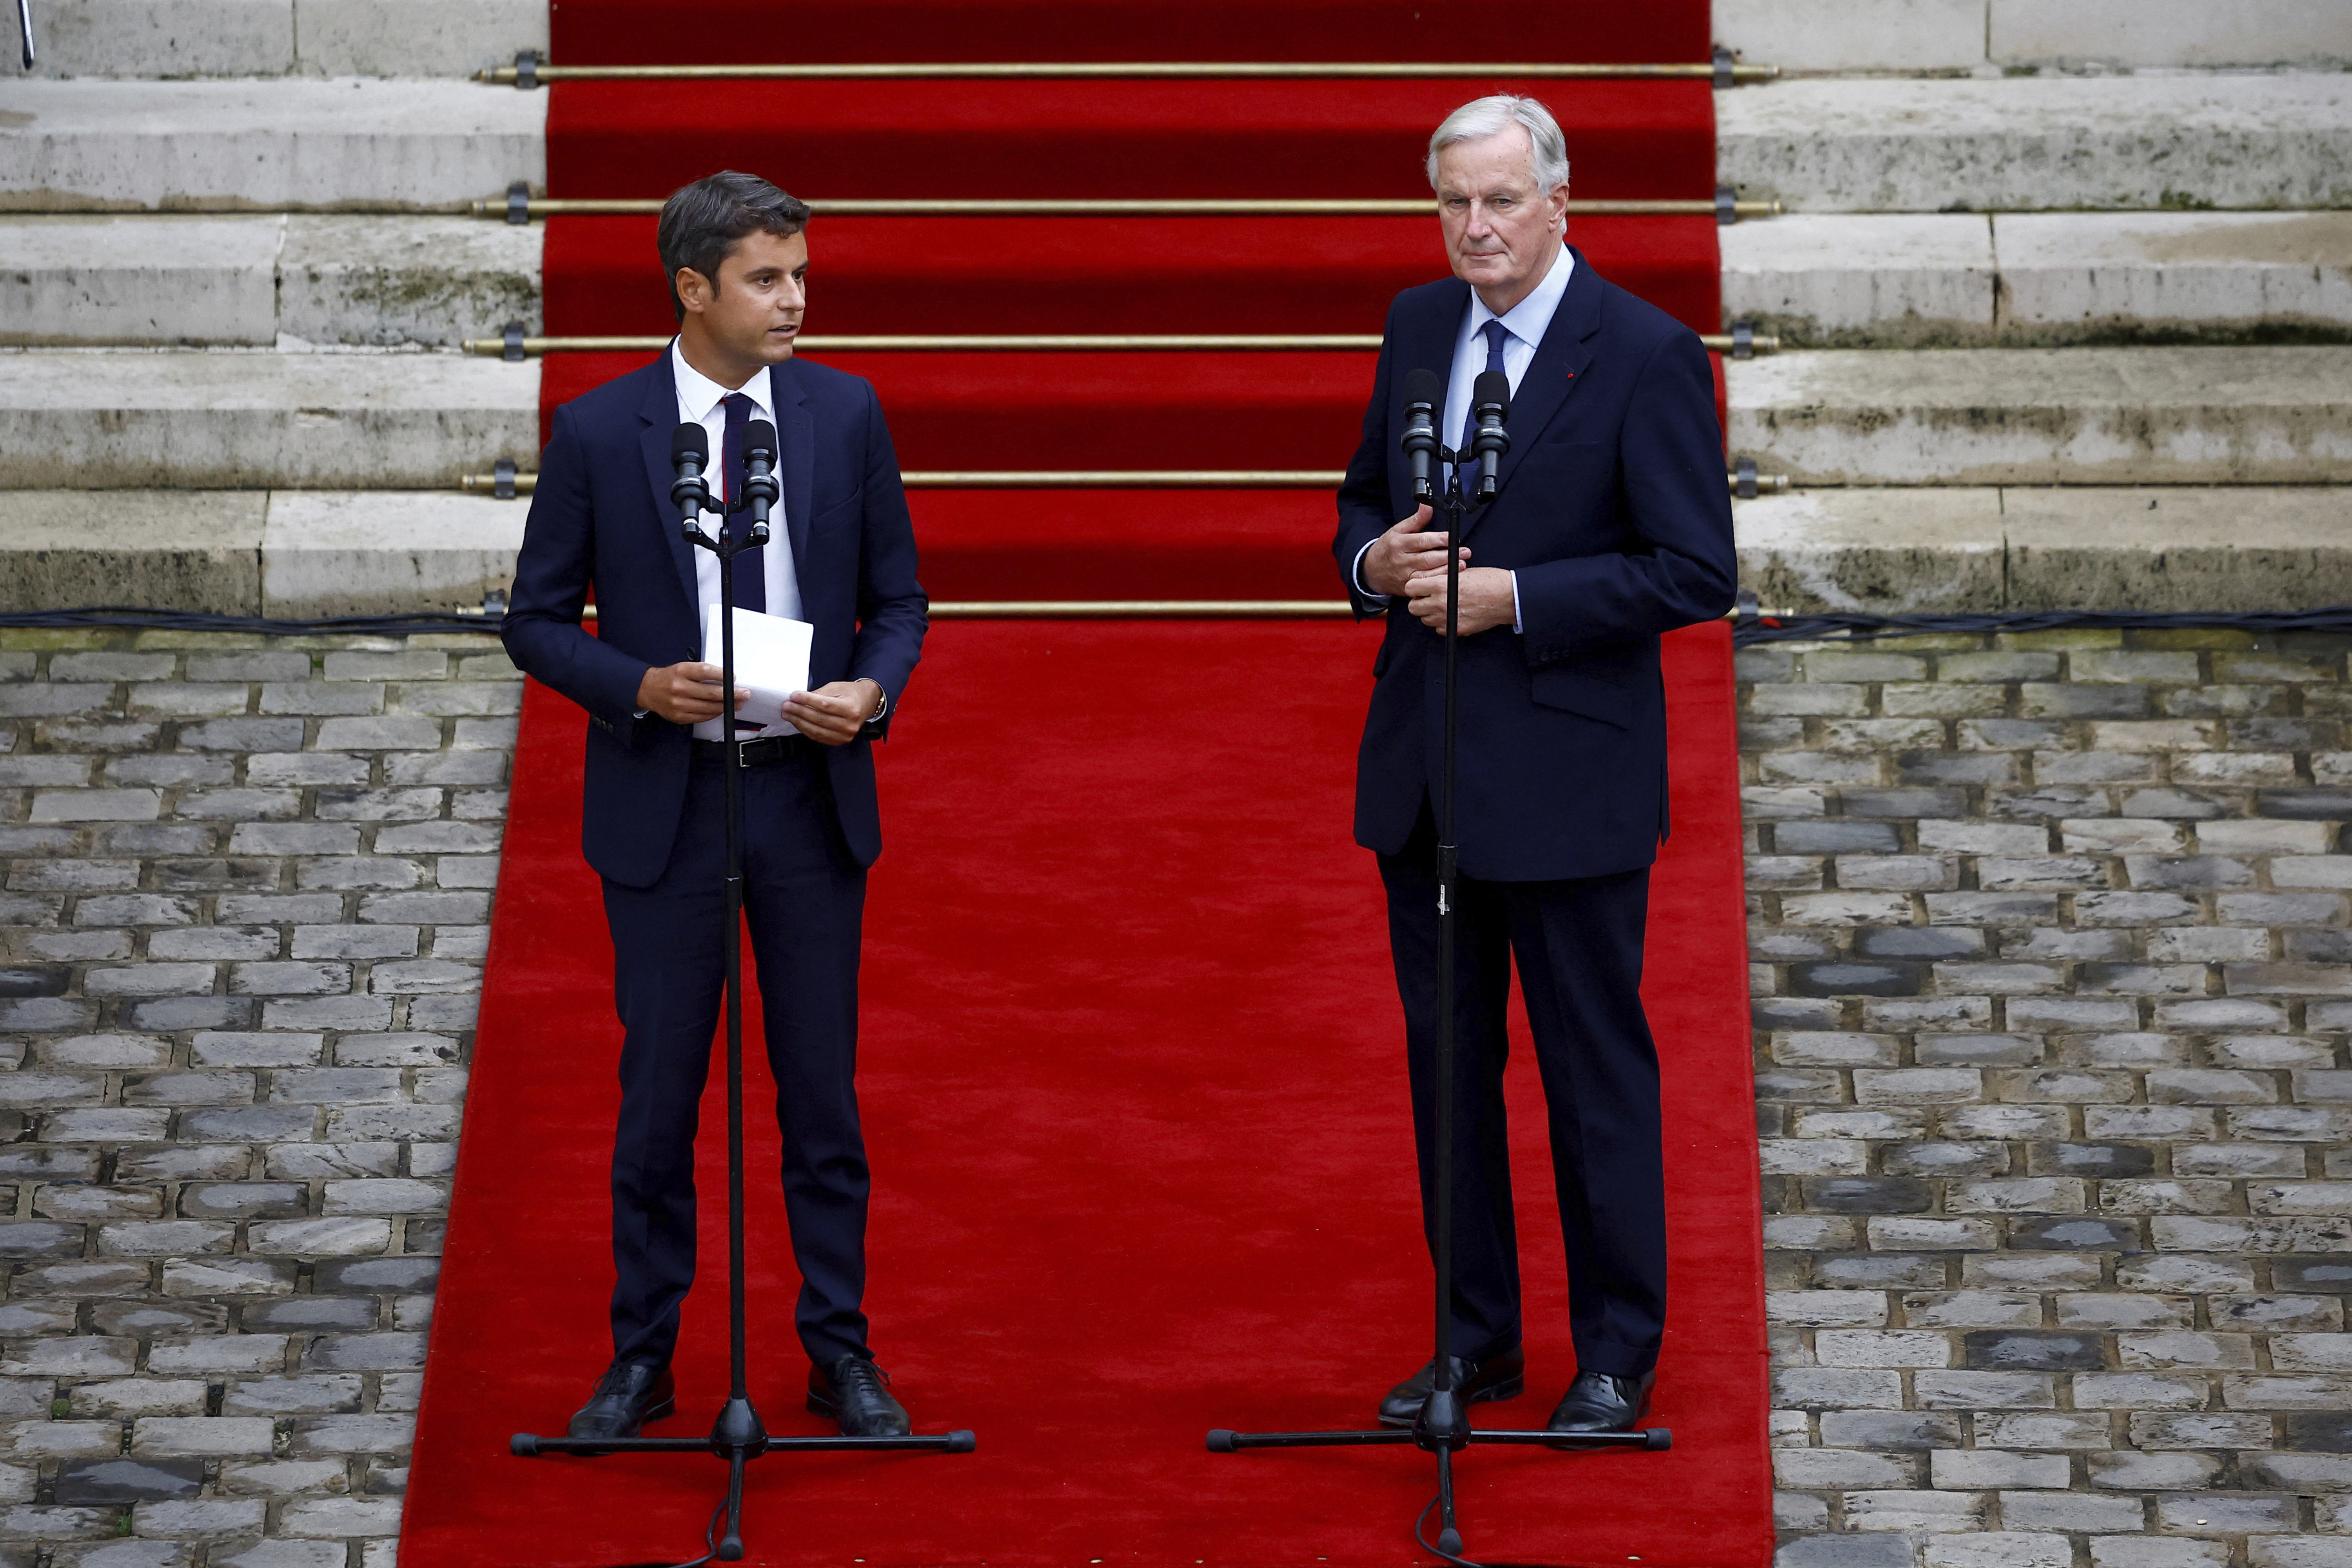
[0,606,507,637]
[10,603,2352,649]
[1733,603,2352,648]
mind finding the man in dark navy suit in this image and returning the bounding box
[502,171,927,1443]
[1334,97,1737,1436]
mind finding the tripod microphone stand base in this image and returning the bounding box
[508,1429,981,1458]
[1205,1425,1671,1454]
[1205,1417,1670,1561]
[509,1404,977,1561]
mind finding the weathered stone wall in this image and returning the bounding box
[1742,626,2352,1568]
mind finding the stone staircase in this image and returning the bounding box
[0,0,546,614]
[3,2,2351,614]
[1711,2,2352,613]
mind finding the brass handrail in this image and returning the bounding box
[472,196,1783,221]
[479,60,1779,85]
[462,470,1790,494]
[462,331,1780,356]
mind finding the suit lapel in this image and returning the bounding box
[775,361,814,605]
[636,345,703,623]
[1466,248,1602,538]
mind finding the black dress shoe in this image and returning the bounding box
[1546,1368,1656,1437]
[1376,1349,1526,1427]
[806,1354,911,1437]
[567,1361,676,1450]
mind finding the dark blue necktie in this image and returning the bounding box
[1457,318,1510,482]
[719,391,765,613]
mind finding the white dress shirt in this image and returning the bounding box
[671,341,804,740]
[1354,243,1577,634]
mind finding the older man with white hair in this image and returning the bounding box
[1335,94,1737,1438]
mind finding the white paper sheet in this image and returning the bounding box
[702,604,815,730]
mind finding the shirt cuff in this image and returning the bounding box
[1352,539,1389,603]
[1510,570,1523,635]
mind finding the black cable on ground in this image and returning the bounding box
[0,605,508,637]
[1733,600,2352,648]
[1414,1490,1571,1568]
[14,601,2352,648]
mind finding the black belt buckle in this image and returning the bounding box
[737,733,807,767]
[694,733,803,767]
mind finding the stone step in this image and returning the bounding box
[1726,346,2352,486]
[0,490,522,615]
[1736,485,2352,613]
[0,79,545,212]
[0,353,539,488]
[8,486,2345,619]
[1716,73,2352,212]
[0,215,542,347]
[22,0,543,78]
[1721,211,2352,347]
[1715,0,2352,75]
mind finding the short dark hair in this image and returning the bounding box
[655,171,812,323]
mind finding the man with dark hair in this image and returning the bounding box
[502,170,929,1443]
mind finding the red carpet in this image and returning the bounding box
[549,1,1708,66]
[543,215,1721,339]
[401,619,1768,1566]
[531,4,1729,572]
[548,80,1713,203]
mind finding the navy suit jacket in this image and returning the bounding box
[1335,250,1737,882]
[502,348,928,888]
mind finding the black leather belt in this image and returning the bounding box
[691,732,817,767]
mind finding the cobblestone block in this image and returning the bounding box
[1843,1490,1988,1531]
[53,1459,203,1506]
[2003,1494,2145,1531]
[1931,1451,2071,1489]
[129,1419,273,1458]
[133,1499,268,1538]
[1777,1537,1919,1568]
[1920,1534,2070,1568]
[2154,1495,2299,1535]
[2252,1544,2352,1568]
[275,1498,402,1538]
[1915,1370,2055,1408]
[2088,1450,2225,1488]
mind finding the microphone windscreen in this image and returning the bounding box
[744,419,777,457]
[671,422,709,464]
[1473,369,1511,418]
[1402,368,1445,408]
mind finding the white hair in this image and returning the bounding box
[1425,94,1571,194]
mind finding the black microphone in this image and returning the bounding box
[1400,368,1443,504]
[670,422,711,533]
[737,419,778,546]
[1470,369,1511,501]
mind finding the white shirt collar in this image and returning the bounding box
[1466,243,1575,349]
[670,338,776,422]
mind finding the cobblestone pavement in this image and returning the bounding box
[0,628,517,1568]
[1742,628,2352,1568]
[6,623,2350,1566]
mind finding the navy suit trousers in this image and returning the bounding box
[1377,804,1667,1381]
[600,746,872,1371]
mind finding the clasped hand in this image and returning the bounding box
[633,664,881,745]
[1361,506,1516,635]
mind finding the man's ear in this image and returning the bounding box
[675,267,713,316]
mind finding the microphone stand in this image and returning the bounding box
[510,437,973,1565]
[1205,435,1670,1564]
